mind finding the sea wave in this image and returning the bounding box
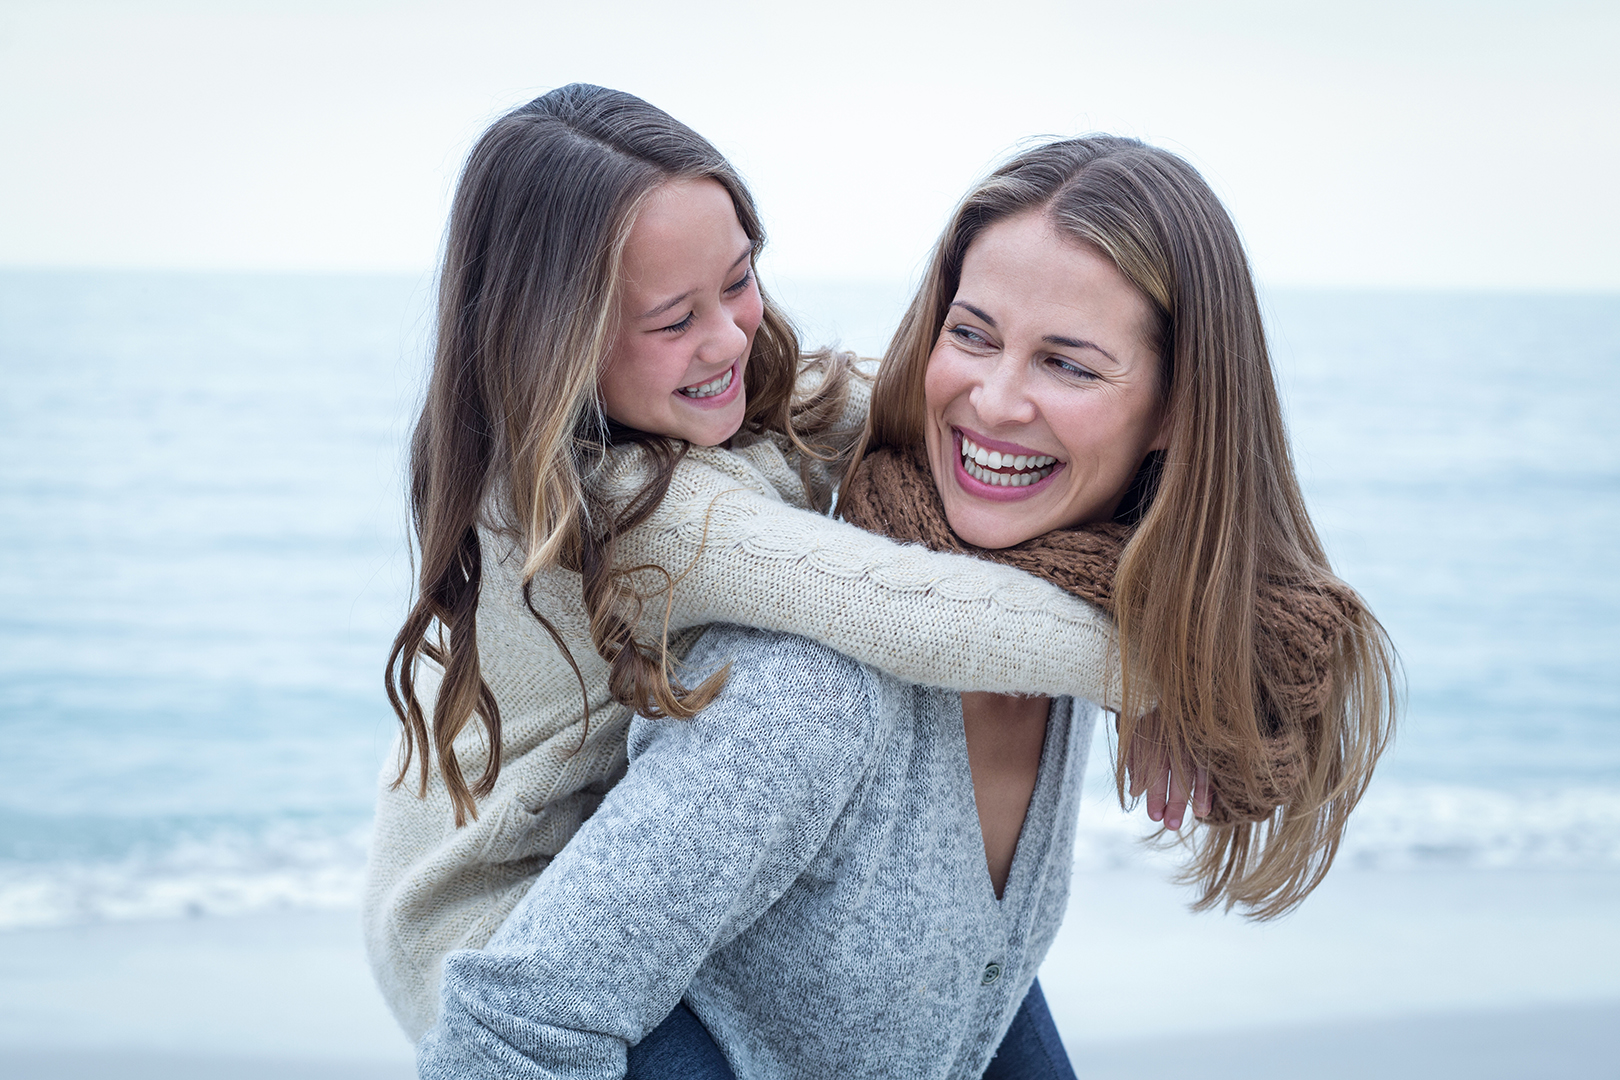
[0,820,369,931]
[1071,781,1620,873]
[2,782,1618,931]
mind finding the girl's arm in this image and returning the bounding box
[612,443,1123,710]
[417,626,879,1080]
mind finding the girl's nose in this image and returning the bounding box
[696,307,749,364]
[969,356,1037,427]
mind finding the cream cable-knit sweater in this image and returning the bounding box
[364,393,1123,1040]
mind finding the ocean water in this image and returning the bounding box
[1,270,1616,929]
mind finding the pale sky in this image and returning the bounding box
[1,0,1615,290]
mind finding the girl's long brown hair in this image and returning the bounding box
[854,137,1400,917]
[386,84,853,826]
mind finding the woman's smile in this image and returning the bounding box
[923,211,1168,549]
[951,428,1063,498]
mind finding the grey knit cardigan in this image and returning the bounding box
[419,625,1097,1079]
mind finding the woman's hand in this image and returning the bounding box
[1122,712,1211,831]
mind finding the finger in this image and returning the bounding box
[1164,759,1190,831]
[1146,747,1170,823]
[1125,724,1145,798]
[1194,765,1212,819]
[1127,736,1146,799]
[1127,712,1157,799]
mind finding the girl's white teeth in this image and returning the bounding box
[679,369,733,398]
[959,434,1057,486]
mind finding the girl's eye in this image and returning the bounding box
[658,312,695,334]
[724,268,754,296]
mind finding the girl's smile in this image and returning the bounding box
[599,177,763,446]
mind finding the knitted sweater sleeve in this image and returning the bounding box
[416,627,881,1080]
[614,447,1123,710]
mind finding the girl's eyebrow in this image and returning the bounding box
[637,245,754,320]
[948,300,1119,364]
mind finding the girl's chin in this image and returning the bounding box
[678,397,747,446]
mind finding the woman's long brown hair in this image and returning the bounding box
[386,84,853,826]
[852,137,1400,917]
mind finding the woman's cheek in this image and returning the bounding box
[923,343,966,417]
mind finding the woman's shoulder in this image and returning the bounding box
[642,624,897,754]
[687,623,877,694]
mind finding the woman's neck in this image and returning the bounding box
[960,691,1050,899]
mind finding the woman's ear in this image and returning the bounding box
[1147,402,1173,453]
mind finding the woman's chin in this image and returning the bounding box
[934,459,1065,550]
[940,496,1046,551]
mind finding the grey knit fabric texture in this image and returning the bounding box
[418,625,1096,1079]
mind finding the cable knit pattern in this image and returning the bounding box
[363,380,1124,1040]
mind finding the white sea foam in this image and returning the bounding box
[0,822,370,931]
[1070,782,1620,874]
[3,783,1617,931]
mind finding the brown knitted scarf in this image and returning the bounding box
[840,444,1353,826]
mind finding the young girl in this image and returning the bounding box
[364,84,1204,1041]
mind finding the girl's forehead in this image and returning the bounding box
[619,178,751,305]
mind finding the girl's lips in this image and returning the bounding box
[950,428,1064,502]
[674,361,743,410]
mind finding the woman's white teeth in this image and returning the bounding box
[679,369,733,398]
[960,434,1056,486]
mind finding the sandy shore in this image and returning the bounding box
[1067,1001,1619,1079]
[1,867,1615,1078]
[1043,865,1620,1078]
[0,909,414,1077]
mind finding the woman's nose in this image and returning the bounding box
[969,356,1037,426]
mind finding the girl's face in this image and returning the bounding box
[599,178,764,447]
[923,212,1169,550]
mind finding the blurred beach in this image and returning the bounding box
[1,270,1617,1077]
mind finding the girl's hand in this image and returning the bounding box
[1123,712,1212,831]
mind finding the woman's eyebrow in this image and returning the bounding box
[637,245,754,320]
[950,300,998,328]
[950,300,1120,365]
[1043,334,1118,365]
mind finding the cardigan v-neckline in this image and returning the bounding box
[947,694,1073,908]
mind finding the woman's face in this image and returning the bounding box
[923,212,1168,550]
[599,177,764,447]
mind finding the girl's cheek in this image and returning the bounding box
[739,288,765,337]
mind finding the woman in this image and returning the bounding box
[416,136,1397,1079]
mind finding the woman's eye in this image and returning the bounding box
[724,268,754,295]
[1049,356,1098,380]
[947,324,990,347]
[659,312,696,334]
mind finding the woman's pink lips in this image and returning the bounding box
[956,426,1048,459]
[675,361,742,410]
[950,428,1064,502]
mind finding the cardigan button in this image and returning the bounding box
[981,962,1002,986]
